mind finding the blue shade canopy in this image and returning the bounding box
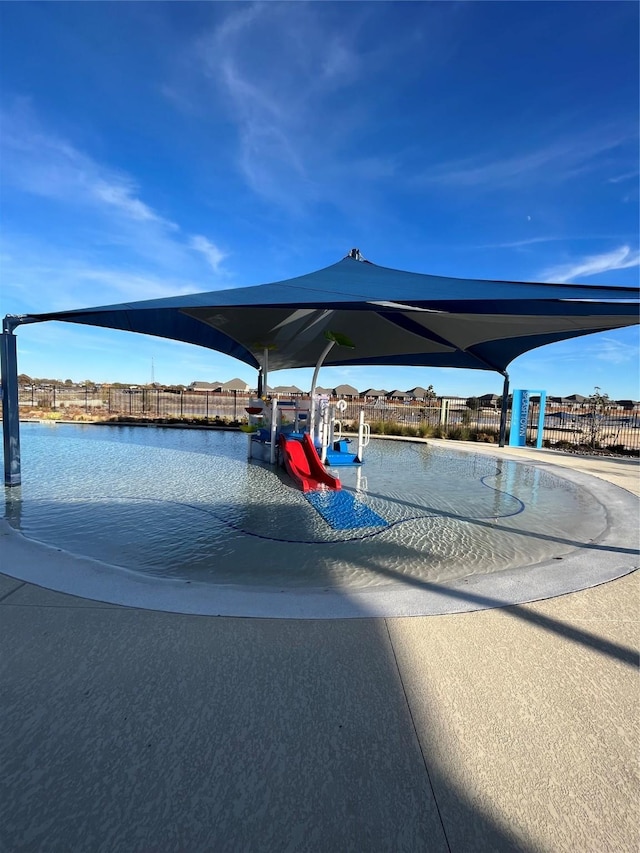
[14,253,640,375]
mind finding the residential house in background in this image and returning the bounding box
[361,388,388,400]
[333,384,359,398]
[271,385,304,396]
[479,393,500,408]
[221,378,251,393]
[189,380,223,391]
[405,386,430,400]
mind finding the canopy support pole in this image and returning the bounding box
[257,368,263,398]
[2,318,21,485]
[262,348,269,397]
[308,339,336,441]
[498,372,510,448]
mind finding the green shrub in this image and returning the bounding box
[369,420,388,435]
[447,426,470,441]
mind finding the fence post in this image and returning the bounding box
[180,390,183,418]
[498,373,510,448]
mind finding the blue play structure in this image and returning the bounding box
[246,396,370,470]
[245,395,385,529]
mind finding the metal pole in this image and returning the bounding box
[308,339,336,440]
[263,348,269,398]
[357,410,365,462]
[536,391,547,449]
[1,328,21,485]
[320,404,330,463]
[498,372,510,447]
[269,397,278,464]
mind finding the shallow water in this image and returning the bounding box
[3,423,607,589]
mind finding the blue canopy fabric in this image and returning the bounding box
[16,253,639,375]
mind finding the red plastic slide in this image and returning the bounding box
[279,433,341,492]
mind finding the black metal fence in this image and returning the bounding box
[17,386,251,421]
[14,387,640,451]
[341,400,640,451]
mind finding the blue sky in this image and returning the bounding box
[1,1,638,399]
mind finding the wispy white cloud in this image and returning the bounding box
[191,4,396,211]
[540,245,640,283]
[477,236,595,250]
[608,170,639,184]
[591,335,639,365]
[0,100,227,277]
[189,3,637,213]
[1,101,176,229]
[188,235,226,272]
[416,129,634,189]
[473,234,635,250]
[0,235,203,314]
[91,180,177,229]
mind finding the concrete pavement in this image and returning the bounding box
[1,446,638,852]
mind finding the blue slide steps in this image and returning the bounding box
[324,448,361,466]
[305,490,387,530]
[322,439,362,467]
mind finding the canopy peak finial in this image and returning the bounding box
[347,248,366,262]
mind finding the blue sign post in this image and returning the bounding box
[509,389,547,448]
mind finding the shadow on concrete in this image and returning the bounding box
[0,591,540,852]
[344,542,639,669]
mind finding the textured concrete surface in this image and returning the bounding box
[1,448,638,852]
[387,572,639,852]
[1,611,448,852]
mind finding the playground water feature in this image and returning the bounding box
[2,423,608,591]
